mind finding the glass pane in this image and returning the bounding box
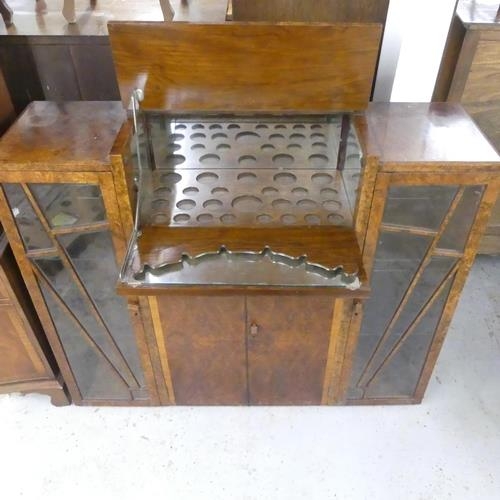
[365,278,452,399]
[58,231,144,384]
[3,184,53,251]
[349,181,472,401]
[4,182,146,401]
[29,184,106,228]
[38,280,131,400]
[34,254,137,400]
[438,185,485,252]
[361,232,432,335]
[383,185,458,230]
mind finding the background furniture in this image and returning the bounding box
[0,67,14,134]
[0,0,168,114]
[433,0,500,254]
[0,0,174,25]
[0,101,156,405]
[0,228,69,405]
[228,0,389,23]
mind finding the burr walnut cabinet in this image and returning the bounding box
[0,20,499,407]
[0,101,155,405]
[107,21,500,406]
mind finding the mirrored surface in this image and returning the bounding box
[134,113,363,229]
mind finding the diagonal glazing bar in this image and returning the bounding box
[362,260,460,391]
[21,183,140,390]
[357,186,465,389]
[32,262,132,392]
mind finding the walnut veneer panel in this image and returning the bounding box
[156,295,247,405]
[108,22,382,113]
[0,101,125,169]
[138,226,366,278]
[231,0,389,23]
[362,103,500,167]
[247,295,333,405]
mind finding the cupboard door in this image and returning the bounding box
[156,296,247,405]
[246,296,334,405]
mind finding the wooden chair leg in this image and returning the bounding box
[336,113,351,171]
[0,0,13,26]
[159,0,175,21]
[35,0,47,15]
[62,0,76,24]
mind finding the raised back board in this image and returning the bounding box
[230,0,390,24]
[108,22,382,113]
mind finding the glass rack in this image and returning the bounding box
[120,112,366,290]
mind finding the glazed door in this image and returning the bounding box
[349,178,490,404]
[1,181,147,404]
[246,296,334,405]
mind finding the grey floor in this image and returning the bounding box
[1,256,499,500]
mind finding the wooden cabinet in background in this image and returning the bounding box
[228,0,389,23]
[0,231,69,405]
[434,0,500,255]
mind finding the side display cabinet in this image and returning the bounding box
[348,103,500,404]
[0,101,156,405]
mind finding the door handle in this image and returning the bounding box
[249,323,259,337]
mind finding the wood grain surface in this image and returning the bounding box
[247,295,333,405]
[138,226,366,278]
[156,295,247,405]
[108,22,382,113]
[0,101,126,169]
[231,0,389,23]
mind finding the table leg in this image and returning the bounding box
[62,0,76,23]
[0,0,13,26]
[159,0,174,21]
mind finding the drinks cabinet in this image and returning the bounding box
[0,20,498,406]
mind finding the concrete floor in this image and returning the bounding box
[1,256,499,500]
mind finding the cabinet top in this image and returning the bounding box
[0,101,126,170]
[457,1,500,28]
[360,103,500,168]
